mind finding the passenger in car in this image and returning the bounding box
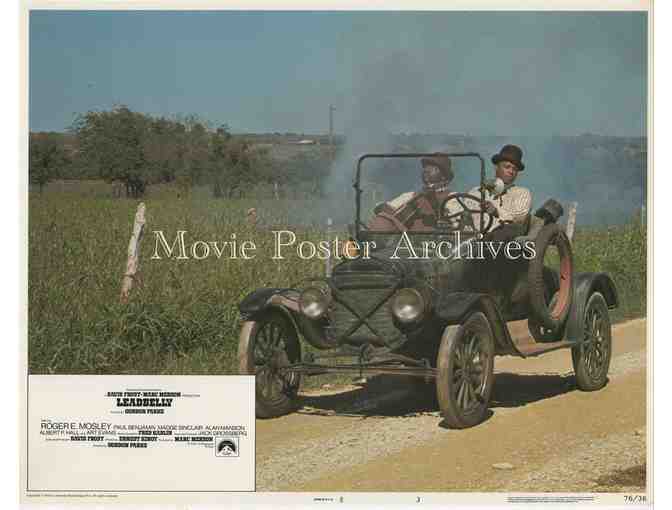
[367,154,455,232]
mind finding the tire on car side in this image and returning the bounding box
[528,223,574,333]
[436,312,495,429]
[572,292,612,391]
[238,310,302,418]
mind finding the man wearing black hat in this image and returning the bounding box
[448,144,531,235]
[484,144,532,230]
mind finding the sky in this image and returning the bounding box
[29,10,648,136]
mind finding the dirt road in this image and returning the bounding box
[255,319,648,493]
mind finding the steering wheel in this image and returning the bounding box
[440,192,494,235]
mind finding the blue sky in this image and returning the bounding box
[29,10,647,136]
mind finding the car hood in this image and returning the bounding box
[331,247,444,283]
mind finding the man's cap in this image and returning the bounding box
[421,154,454,183]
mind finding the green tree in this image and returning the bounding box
[179,115,210,189]
[71,105,148,197]
[209,125,231,197]
[29,134,68,192]
[143,116,185,184]
[208,128,270,198]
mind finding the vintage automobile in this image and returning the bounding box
[238,152,618,429]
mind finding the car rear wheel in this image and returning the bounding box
[436,312,495,429]
[238,310,302,418]
[572,292,612,391]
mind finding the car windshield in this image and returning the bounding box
[354,153,486,243]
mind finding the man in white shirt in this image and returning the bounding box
[481,144,532,232]
[446,144,532,236]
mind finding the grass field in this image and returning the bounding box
[28,186,647,376]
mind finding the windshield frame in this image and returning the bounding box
[353,152,487,242]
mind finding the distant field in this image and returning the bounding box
[28,186,647,376]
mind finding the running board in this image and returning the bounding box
[281,362,437,378]
[512,339,576,357]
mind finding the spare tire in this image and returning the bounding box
[528,292,561,342]
[528,268,565,342]
[528,223,574,333]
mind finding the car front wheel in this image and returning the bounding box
[238,310,302,418]
[436,311,495,429]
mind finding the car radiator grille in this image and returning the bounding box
[328,272,402,345]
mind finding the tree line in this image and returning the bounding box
[30,107,646,211]
[29,105,334,198]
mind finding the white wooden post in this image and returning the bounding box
[120,203,146,304]
[566,201,578,242]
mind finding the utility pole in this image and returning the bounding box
[328,104,336,157]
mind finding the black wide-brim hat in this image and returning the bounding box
[421,154,454,182]
[491,144,525,171]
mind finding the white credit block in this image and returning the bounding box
[27,375,255,492]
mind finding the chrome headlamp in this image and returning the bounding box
[299,286,331,320]
[390,288,426,324]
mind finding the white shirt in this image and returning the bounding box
[444,185,532,232]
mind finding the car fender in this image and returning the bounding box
[239,287,299,319]
[239,287,337,349]
[435,292,522,356]
[238,288,309,345]
[564,272,619,343]
[239,287,301,335]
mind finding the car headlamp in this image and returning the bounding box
[299,286,331,320]
[391,288,426,324]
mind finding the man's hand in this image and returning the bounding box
[484,201,499,217]
[373,202,386,215]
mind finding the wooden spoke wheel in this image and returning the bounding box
[436,312,495,429]
[238,310,302,418]
[571,292,612,391]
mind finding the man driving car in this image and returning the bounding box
[445,144,532,237]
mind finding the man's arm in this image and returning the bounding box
[367,191,417,231]
[495,187,532,224]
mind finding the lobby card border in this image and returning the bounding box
[25,0,650,11]
[19,0,653,504]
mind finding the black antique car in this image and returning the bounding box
[238,153,618,429]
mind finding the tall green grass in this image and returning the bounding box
[572,221,647,322]
[28,191,647,375]
[29,192,328,374]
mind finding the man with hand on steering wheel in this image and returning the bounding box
[445,144,532,238]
